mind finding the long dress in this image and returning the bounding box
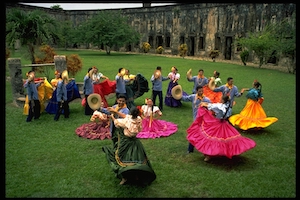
[136,105,178,139]
[228,88,278,130]
[45,79,81,114]
[75,110,111,140]
[23,78,53,115]
[186,106,256,159]
[93,79,116,108]
[102,115,156,186]
[202,77,223,103]
[164,72,182,107]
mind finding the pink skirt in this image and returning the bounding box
[137,118,178,139]
[75,122,111,140]
[186,107,256,159]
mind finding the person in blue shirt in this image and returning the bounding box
[115,68,131,104]
[23,70,44,122]
[181,85,211,153]
[83,67,94,115]
[54,71,69,121]
[150,66,170,111]
[186,69,209,94]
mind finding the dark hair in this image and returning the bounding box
[227,77,233,82]
[215,71,220,77]
[254,81,262,96]
[118,68,123,73]
[156,66,162,70]
[117,94,127,100]
[196,85,203,91]
[222,95,230,104]
[88,67,93,73]
[198,69,204,72]
[130,106,140,119]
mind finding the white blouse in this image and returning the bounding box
[114,115,142,137]
[141,105,162,117]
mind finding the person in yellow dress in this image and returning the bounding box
[229,80,278,131]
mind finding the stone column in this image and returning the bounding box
[8,58,25,106]
[54,55,67,73]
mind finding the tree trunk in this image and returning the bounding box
[27,43,36,71]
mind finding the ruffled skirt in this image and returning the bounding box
[186,107,256,159]
[136,118,178,139]
[75,121,111,140]
[229,99,278,130]
[203,85,222,103]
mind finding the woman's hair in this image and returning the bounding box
[130,106,140,119]
[222,95,230,104]
[215,71,220,77]
[254,81,262,96]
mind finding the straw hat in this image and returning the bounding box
[87,93,102,110]
[61,70,69,80]
[208,77,216,90]
[171,85,183,100]
[120,68,126,76]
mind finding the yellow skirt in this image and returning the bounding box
[229,98,278,130]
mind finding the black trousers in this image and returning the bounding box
[54,101,69,121]
[26,100,41,122]
[152,90,163,111]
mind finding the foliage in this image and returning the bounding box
[156,46,164,54]
[142,42,151,53]
[78,10,140,54]
[34,44,57,79]
[209,50,220,62]
[66,54,83,77]
[50,5,63,10]
[6,48,10,60]
[240,50,249,66]
[6,8,58,69]
[178,43,188,58]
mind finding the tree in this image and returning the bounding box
[6,8,58,70]
[50,5,63,10]
[78,10,140,54]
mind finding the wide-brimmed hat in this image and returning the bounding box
[154,70,161,78]
[120,68,126,76]
[171,85,183,100]
[61,70,69,80]
[87,93,102,110]
[208,77,216,90]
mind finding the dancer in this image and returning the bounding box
[150,66,170,111]
[187,95,256,161]
[102,106,156,186]
[136,98,178,139]
[83,67,95,115]
[229,80,278,130]
[181,85,211,153]
[75,95,111,140]
[203,70,222,103]
[164,66,182,107]
[23,70,44,122]
[186,68,209,94]
[54,70,70,121]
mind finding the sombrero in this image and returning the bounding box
[120,68,126,76]
[171,85,183,100]
[87,93,102,110]
[61,70,69,80]
[186,69,192,79]
[208,77,216,90]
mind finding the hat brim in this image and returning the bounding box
[208,78,216,90]
[87,93,102,110]
[171,85,183,100]
[62,70,69,80]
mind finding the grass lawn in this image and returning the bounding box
[5,49,296,198]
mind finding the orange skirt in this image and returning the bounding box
[229,99,278,130]
[202,85,222,103]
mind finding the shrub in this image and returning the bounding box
[66,54,83,77]
[209,50,220,62]
[178,44,188,58]
[240,50,249,66]
[142,42,151,53]
[156,46,164,54]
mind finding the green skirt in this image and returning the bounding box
[102,127,156,185]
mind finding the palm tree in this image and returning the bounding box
[6,8,58,70]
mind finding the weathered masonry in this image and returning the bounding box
[6,3,296,62]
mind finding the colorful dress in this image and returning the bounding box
[203,77,222,103]
[93,79,116,108]
[165,72,188,107]
[186,105,256,159]
[102,115,156,186]
[136,105,178,139]
[75,110,111,140]
[229,88,278,130]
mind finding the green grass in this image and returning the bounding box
[5,49,296,197]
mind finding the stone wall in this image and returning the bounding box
[6,3,296,62]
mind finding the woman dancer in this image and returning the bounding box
[102,106,156,186]
[203,70,223,103]
[187,95,256,161]
[164,66,182,107]
[229,80,278,130]
[136,98,178,139]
